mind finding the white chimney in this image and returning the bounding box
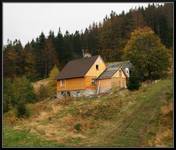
[125,67,130,77]
[82,49,91,58]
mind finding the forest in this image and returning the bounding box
[3,3,173,81]
[3,3,173,115]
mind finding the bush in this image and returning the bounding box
[16,101,30,118]
[74,123,82,132]
[11,76,36,104]
[47,80,57,97]
[3,76,36,113]
[37,84,49,100]
[3,79,12,113]
[127,69,141,90]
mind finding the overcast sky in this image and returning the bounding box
[3,3,164,46]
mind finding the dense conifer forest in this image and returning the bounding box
[3,3,173,81]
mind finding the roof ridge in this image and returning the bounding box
[70,55,99,62]
[57,55,100,80]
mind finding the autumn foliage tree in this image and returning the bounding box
[49,64,59,80]
[48,65,59,96]
[123,27,169,81]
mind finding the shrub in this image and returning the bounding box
[16,101,30,118]
[127,69,141,90]
[74,123,82,132]
[47,80,57,97]
[11,76,36,104]
[3,76,36,113]
[3,79,12,113]
[37,84,49,100]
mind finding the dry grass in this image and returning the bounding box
[32,78,50,94]
[3,79,173,147]
[161,102,172,116]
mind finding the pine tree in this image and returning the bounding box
[127,68,141,90]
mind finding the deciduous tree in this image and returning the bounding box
[124,27,169,81]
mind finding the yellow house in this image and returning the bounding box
[57,55,132,98]
[57,55,106,98]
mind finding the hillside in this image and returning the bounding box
[3,78,173,147]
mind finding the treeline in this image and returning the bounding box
[3,3,173,81]
[3,3,173,116]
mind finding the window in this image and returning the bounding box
[96,65,99,70]
[91,79,96,85]
[60,80,64,87]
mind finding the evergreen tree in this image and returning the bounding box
[127,68,141,90]
[11,76,36,106]
[44,36,59,78]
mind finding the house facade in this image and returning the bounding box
[57,55,106,98]
[56,55,132,98]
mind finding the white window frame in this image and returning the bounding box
[91,79,96,85]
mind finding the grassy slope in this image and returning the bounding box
[3,78,173,147]
[100,79,173,147]
[3,127,65,147]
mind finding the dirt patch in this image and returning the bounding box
[161,102,172,116]
[62,115,77,126]
[148,128,173,147]
[147,101,173,147]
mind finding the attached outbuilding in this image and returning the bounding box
[96,61,132,94]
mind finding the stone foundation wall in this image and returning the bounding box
[57,89,96,99]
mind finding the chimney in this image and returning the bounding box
[82,49,92,58]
